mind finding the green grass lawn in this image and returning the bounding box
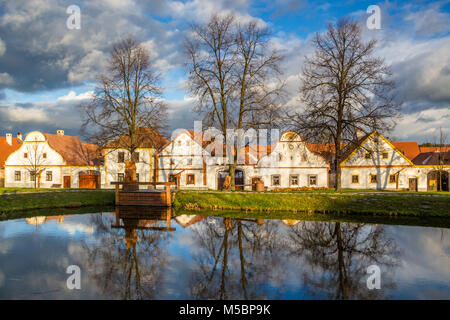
[0,189,115,213]
[197,188,449,195]
[0,187,114,195]
[173,191,450,217]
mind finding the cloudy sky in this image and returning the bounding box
[0,0,449,143]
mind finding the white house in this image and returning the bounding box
[102,128,167,188]
[154,130,330,190]
[155,129,209,189]
[4,130,102,188]
[340,131,450,191]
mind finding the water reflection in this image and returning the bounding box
[189,217,285,299]
[0,207,449,299]
[287,222,399,299]
[83,207,173,299]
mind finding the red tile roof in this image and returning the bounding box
[391,142,420,161]
[0,137,22,167]
[43,134,102,166]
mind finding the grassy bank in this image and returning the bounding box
[0,189,115,214]
[173,191,450,217]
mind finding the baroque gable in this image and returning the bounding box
[342,132,413,167]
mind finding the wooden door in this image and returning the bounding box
[235,170,244,190]
[63,176,71,188]
[408,178,417,191]
[79,175,98,189]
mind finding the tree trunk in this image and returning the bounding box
[335,137,342,192]
[229,162,236,191]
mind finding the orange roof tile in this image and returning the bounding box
[43,134,102,166]
[391,142,420,161]
[0,137,22,167]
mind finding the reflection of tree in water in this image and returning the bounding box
[84,212,171,299]
[189,217,286,299]
[287,222,400,299]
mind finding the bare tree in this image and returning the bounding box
[22,138,48,189]
[80,36,167,180]
[185,14,284,189]
[291,19,399,191]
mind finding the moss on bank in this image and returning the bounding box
[173,191,450,217]
[0,190,115,214]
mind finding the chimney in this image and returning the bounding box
[6,133,12,146]
[17,132,22,141]
[57,130,64,136]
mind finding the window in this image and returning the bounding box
[290,175,298,186]
[351,175,359,184]
[30,172,36,182]
[136,173,140,182]
[24,152,28,159]
[169,174,177,183]
[118,173,124,182]
[370,174,377,184]
[132,152,139,163]
[364,152,371,159]
[46,171,52,181]
[309,175,317,186]
[14,171,21,181]
[382,152,388,159]
[187,158,192,165]
[272,175,280,186]
[187,174,195,185]
[389,174,396,184]
[118,152,125,163]
[43,153,47,159]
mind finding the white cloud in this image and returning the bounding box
[57,90,94,102]
[59,222,95,235]
[404,6,450,37]
[392,107,450,141]
[3,106,49,123]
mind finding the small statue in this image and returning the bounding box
[223,175,232,190]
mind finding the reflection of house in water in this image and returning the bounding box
[25,215,69,225]
[111,206,175,249]
[282,219,301,227]
[175,214,207,228]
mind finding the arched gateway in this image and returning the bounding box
[217,169,244,190]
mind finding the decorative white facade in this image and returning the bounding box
[340,131,449,191]
[4,131,102,188]
[156,129,208,189]
[2,128,447,192]
[154,130,330,190]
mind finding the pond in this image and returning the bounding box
[0,206,449,299]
